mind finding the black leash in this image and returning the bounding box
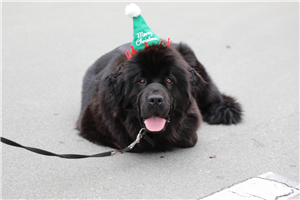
[1,128,154,159]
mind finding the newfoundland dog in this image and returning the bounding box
[76,42,242,152]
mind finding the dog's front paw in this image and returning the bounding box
[202,94,242,125]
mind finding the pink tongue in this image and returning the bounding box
[144,116,166,132]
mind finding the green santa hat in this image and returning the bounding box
[124,3,172,60]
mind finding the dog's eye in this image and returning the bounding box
[139,78,146,84]
[166,78,172,84]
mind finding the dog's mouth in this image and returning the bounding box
[143,114,170,132]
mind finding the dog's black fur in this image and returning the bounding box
[76,42,242,152]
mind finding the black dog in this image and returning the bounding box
[76,42,242,152]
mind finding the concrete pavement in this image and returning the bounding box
[2,2,299,199]
[202,172,299,199]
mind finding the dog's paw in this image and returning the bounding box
[202,94,242,125]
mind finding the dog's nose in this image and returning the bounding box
[148,94,164,105]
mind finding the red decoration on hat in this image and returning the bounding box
[130,46,138,55]
[166,38,172,47]
[123,49,132,60]
[144,42,149,48]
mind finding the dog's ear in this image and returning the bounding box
[189,69,206,98]
[106,65,125,105]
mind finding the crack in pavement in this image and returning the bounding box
[275,189,298,200]
[230,190,267,199]
[257,177,300,190]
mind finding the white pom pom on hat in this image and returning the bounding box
[125,3,141,18]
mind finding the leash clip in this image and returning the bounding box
[111,128,146,156]
[129,128,145,149]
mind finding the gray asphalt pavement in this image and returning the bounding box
[2,2,299,199]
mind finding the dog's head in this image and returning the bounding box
[106,44,204,133]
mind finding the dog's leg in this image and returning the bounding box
[170,101,201,148]
[193,67,242,125]
[201,93,242,125]
[175,43,242,125]
[195,69,243,125]
[78,105,123,149]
